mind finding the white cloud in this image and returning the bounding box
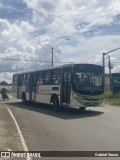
[0,72,13,83]
[24,0,57,12]
[24,0,120,38]
[0,2,15,10]
[0,0,120,83]
[0,19,36,82]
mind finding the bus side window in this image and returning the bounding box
[33,73,38,85]
[22,74,26,85]
[52,69,60,85]
[37,72,43,85]
[26,74,30,85]
[44,71,51,85]
[19,75,23,86]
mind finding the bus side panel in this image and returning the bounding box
[32,92,35,101]
[17,86,22,99]
[26,93,30,101]
[35,85,60,104]
[36,93,51,104]
[36,85,50,104]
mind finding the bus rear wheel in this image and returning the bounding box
[52,97,59,111]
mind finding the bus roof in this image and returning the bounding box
[13,62,103,76]
[13,63,73,75]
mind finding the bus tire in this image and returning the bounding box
[22,93,26,103]
[52,96,59,111]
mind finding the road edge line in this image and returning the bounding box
[5,104,32,160]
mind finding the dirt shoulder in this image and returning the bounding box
[0,102,26,159]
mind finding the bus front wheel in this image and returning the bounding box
[52,96,59,111]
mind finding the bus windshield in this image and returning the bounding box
[72,65,104,95]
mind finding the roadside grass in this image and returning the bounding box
[105,91,120,106]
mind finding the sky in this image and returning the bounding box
[0,0,120,83]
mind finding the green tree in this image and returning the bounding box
[0,81,8,86]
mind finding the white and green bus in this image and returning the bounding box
[12,63,104,111]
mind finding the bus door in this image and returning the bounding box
[16,75,20,98]
[17,75,22,99]
[61,68,71,105]
[29,73,37,101]
[13,75,21,99]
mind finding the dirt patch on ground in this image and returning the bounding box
[0,102,26,160]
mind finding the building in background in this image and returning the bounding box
[105,73,120,93]
[112,73,120,94]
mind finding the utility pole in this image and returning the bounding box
[50,38,69,66]
[103,52,107,91]
[34,36,69,66]
[108,55,112,91]
[51,47,53,66]
[102,47,120,91]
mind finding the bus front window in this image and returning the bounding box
[72,72,103,95]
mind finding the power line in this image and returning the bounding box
[0,57,73,64]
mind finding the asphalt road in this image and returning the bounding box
[5,97,120,160]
